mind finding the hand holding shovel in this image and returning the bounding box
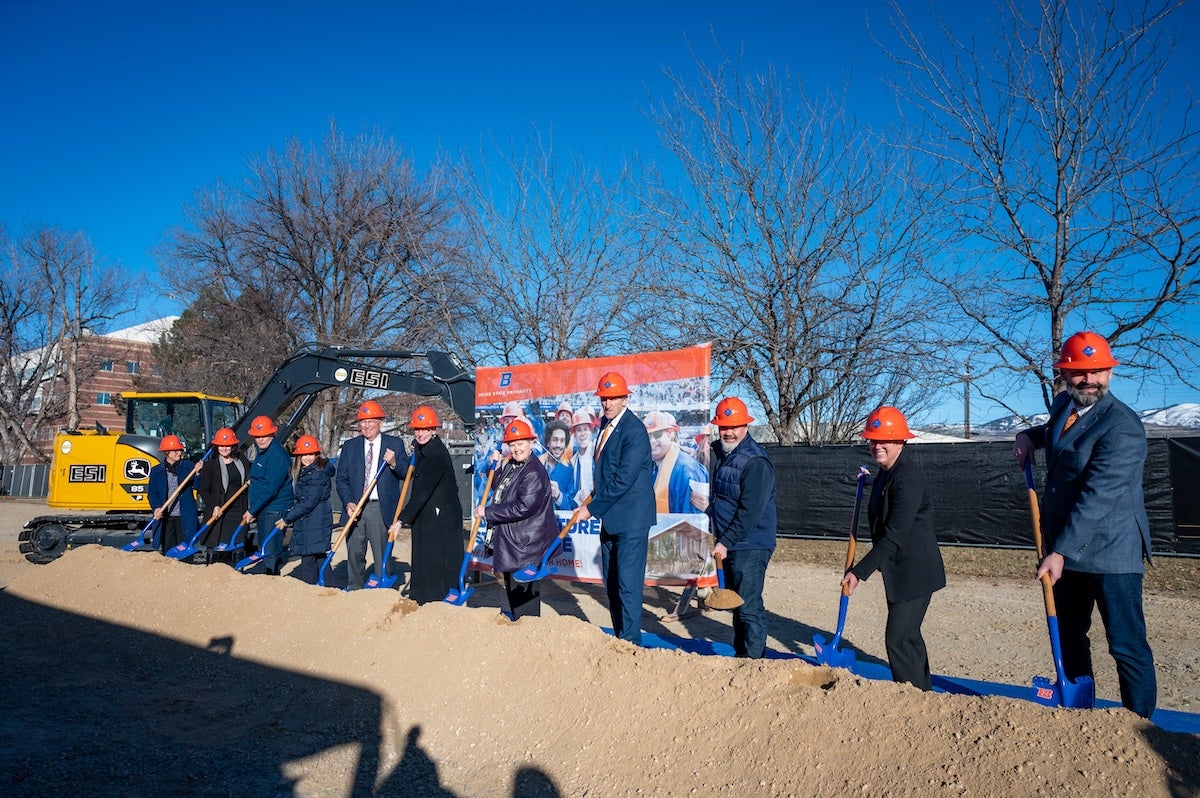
[813,465,870,668]
[166,482,249,560]
[314,461,388,586]
[1024,461,1095,708]
[365,450,418,589]
[704,550,744,611]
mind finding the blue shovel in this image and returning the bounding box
[235,525,280,571]
[123,449,212,552]
[512,497,591,583]
[317,461,388,587]
[365,450,418,589]
[1024,461,1096,709]
[444,445,504,605]
[813,465,870,669]
[166,482,248,560]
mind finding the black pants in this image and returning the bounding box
[503,572,541,619]
[885,593,933,691]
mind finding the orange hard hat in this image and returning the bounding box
[356,400,385,421]
[711,397,754,427]
[1053,331,1119,370]
[211,427,238,446]
[158,434,185,452]
[248,416,279,436]
[570,408,596,429]
[500,400,524,420]
[502,417,537,443]
[595,371,631,398]
[861,406,915,440]
[410,405,440,429]
[643,410,680,434]
[292,434,321,455]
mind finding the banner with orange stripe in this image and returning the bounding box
[471,344,717,588]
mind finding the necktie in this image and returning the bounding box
[365,440,374,491]
[1062,408,1079,435]
[595,425,613,460]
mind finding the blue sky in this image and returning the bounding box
[2,1,1197,421]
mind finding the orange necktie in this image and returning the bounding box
[594,425,613,460]
[1062,408,1079,435]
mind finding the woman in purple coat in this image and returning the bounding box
[475,418,560,619]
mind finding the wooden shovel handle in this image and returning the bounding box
[1024,461,1059,617]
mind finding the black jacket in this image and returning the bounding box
[850,451,946,603]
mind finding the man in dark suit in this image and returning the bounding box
[577,371,656,645]
[335,400,406,590]
[1014,331,1156,718]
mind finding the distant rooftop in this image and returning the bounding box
[89,316,179,344]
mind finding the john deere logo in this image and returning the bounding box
[124,459,151,480]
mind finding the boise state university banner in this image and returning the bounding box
[472,344,717,588]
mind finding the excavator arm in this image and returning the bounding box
[230,347,476,442]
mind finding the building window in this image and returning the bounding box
[127,361,140,374]
[99,360,114,372]
[97,392,112,405]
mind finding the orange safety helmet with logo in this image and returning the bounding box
[410,405,440,429]
[711,397,754,428]
[292,434,321,455]
[595,371,631,398]
[356,400,385,420]
[211,427,238,446]
[1053,331,1119,370]
[861,406,915,440]
[158,434,185,452]
[248,416,279,436]
[502,418,537,443]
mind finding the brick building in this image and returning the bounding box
[21,316,177,464]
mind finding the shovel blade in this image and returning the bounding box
[512,563,554,583]
[364,571,398,590]
[443,585,474,605]
[813,633,858,669]
[165,543,198,560]
[235,552,264,571]
[704,587,744,611]
[122,539,153,552]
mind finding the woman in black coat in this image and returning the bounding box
[842,406,946,691]
[198,427,250,560]
[475,418,560,619]
[395,406,463,604]
[279,434,335,585]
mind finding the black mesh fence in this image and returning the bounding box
[769,437,1198,557]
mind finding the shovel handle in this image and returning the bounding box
[1024,461,1059,618]
[205,482,250,527]
[386,450,419,540]
[328,461,389,555]
[839,467,870,595]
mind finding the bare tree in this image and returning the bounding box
[0,226,132,463]
[647,53,948,444]
[449,134,678,366]
[158,123,474,448]
[886,0,1200,412]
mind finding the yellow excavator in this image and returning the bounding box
[18,347,475,563]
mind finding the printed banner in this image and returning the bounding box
[472,344,717,588]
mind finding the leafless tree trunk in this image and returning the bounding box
[0,226,132,463]
[158,123,474,449]
[885,0,1200,412]
[449,134,677,366]
[647,52,947,444]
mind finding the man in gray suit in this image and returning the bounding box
[1013,331,1156,718]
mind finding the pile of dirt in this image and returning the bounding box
[2,545,1197,797]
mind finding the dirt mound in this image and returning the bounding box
[2,545,1197,796]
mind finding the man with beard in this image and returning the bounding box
[707,396,776,659]
[1013,331,1156,718]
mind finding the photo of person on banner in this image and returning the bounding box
[644,410,709,513]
